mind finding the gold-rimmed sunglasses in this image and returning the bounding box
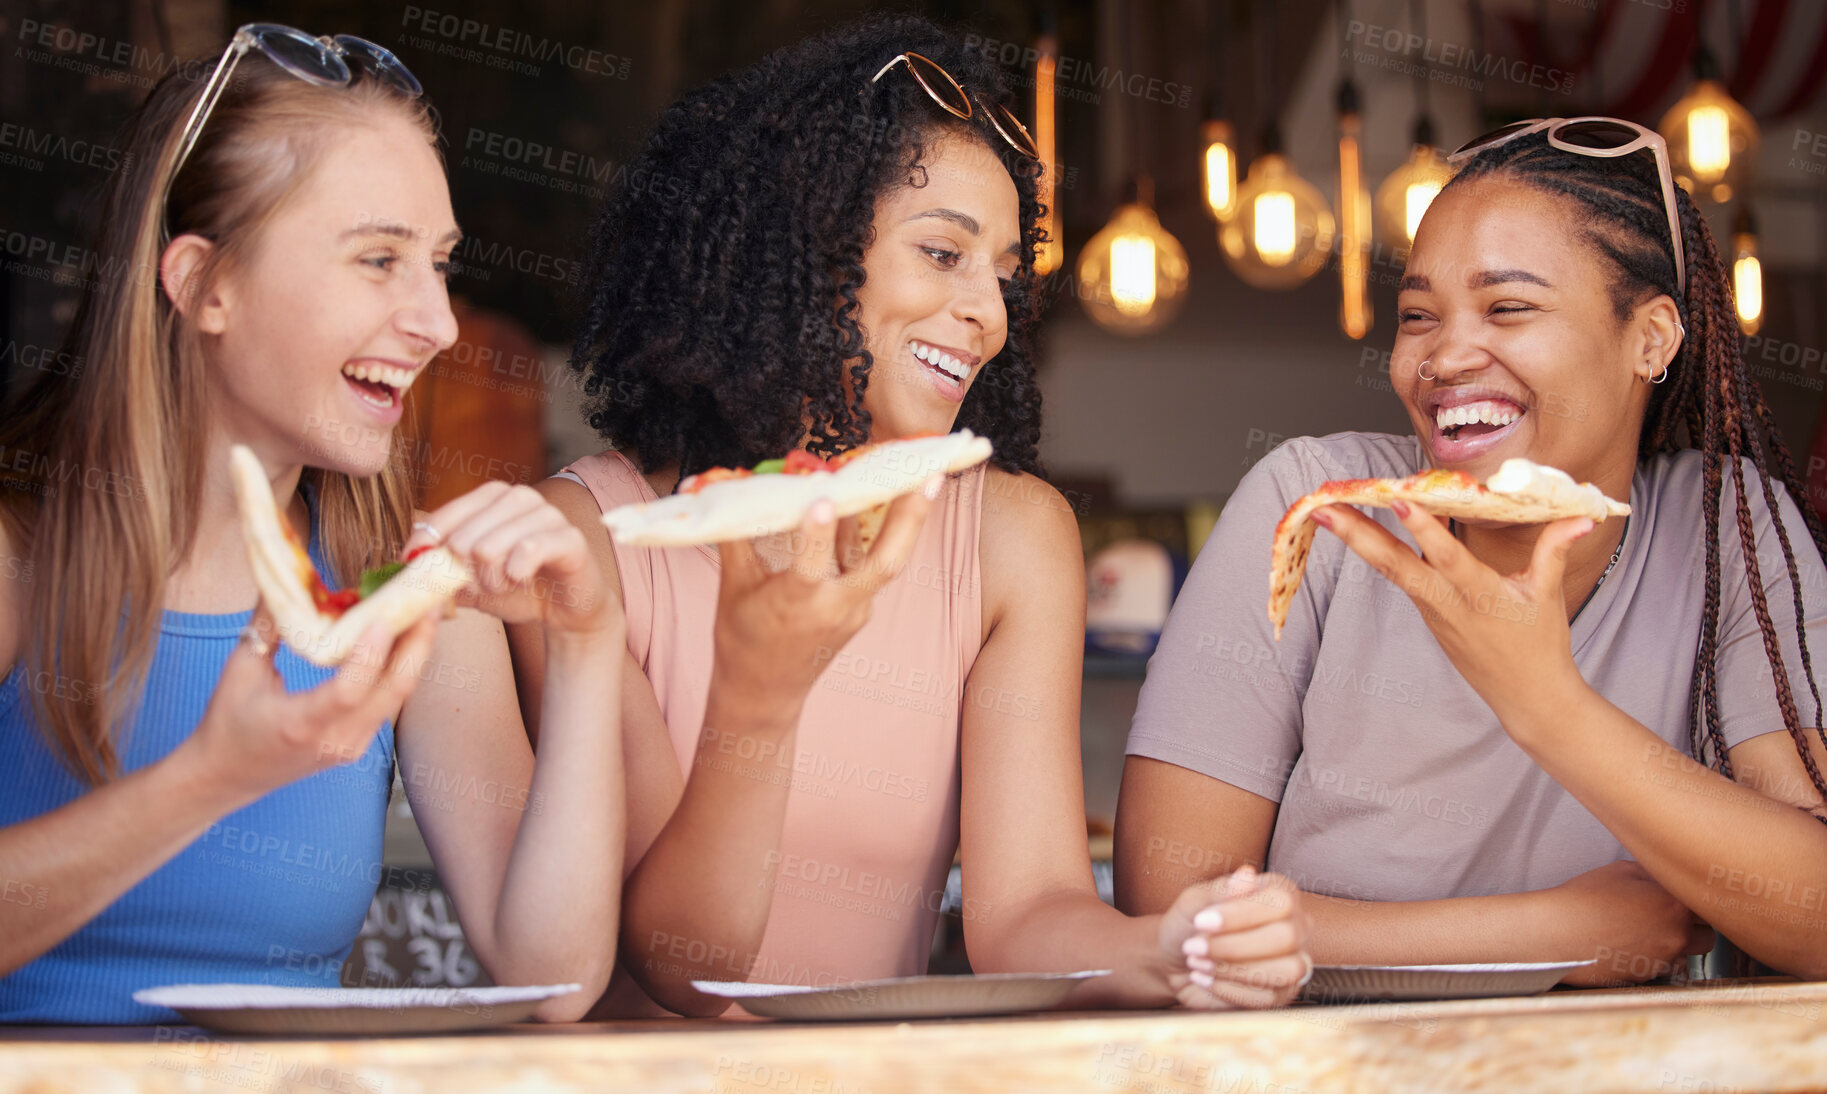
[161,23,422,241]
[870,52,1038,161]
[1448,116,1686,296]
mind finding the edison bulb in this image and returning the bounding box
[1375,143,1453,251]
[1220,153,1335,290]
[1337,109,1372,339]
[1659,79,1758,204]
[1201,119,1239,222]
[1077,202,1190,335]
[1732,223,1762,336]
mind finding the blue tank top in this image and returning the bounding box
[0,483,396,1023]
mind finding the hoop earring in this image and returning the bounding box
[1418,359,1436,381]
[1643,363,1672,384]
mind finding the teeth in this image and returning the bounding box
[341,362,415,391]
[911,340,968,381]
[1435,400,1524,433]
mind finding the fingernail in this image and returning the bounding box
[1193,908,1223,932]
[1312,510,1333,528]
[1181,935,1209,956]
[811,498,835,524]
[921,474,943,500]
[1189,970,1214,989]
[1391,499,1411,518]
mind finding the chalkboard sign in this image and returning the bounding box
[341,866,492,989]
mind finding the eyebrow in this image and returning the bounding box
[910,208,979,234]
[339,223,463,246]
[1469,268,1554,290]
[908,208,1022,258]
[1398,269,1555,293]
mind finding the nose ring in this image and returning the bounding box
[1418,359,1437,381]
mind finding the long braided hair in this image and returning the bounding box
[1446,133,1827,812]
[569,13,1046,482]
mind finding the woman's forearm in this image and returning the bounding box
[968,889,1175,1008]
[618,674,810,1016]
[0,740,253,977]
[976,889,1562,1008]
[1301,888,1563,967]
[479,627,626,1019]
[1503,682,1827,979]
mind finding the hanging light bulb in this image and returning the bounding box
[1201,118,1239,222]
[1732,206,1762,336]
[1336,78,1371,339]
[1220,126,1334,290]
[1077,177,1190,335]
[1375,117,1453,252]
[1658,49,1758,205]
[1033,34,1062,276]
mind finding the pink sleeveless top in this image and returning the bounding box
[561,449,986,999]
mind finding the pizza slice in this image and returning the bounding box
[230,445,474,666]
[600,430,994,549]
[1267,457,1631,640]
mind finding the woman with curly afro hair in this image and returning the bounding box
[509,14,1311,1017]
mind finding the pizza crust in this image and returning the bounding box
[1267,457,1630,640]
[600,430,994,548]
[230,445,473,666]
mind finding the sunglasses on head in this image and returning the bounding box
[870,51,1039,162]
[161,23,422,242]
[1449,116,1685,296]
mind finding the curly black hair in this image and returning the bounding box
[570,13,1046,481]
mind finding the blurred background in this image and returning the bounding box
[4,0,1825,985]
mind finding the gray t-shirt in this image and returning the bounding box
[1126,431,1827,902]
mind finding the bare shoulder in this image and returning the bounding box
[534,474,603,518]
[976,467,1084,625]
[978,467,1083,556]
[533,476,623,601]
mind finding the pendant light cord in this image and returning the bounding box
[1123,0,1148,198]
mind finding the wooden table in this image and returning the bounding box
[3,979,1824,1093]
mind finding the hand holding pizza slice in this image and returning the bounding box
[230,445,474,666]
[1268,458,1630,639]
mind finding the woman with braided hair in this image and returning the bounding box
[514,14,1311,1017]
[1118,118,1827,983]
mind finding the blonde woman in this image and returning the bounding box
[0,25,621,1022]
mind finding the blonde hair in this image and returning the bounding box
[0,49,438,783]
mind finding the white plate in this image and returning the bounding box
[692,971,1110,1021]
[132,983,581,1035]
[1301,961,1594,1003]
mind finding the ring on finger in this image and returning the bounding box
[1296,952,1315,991]
[412,521,443,545]
[239,624,273,659]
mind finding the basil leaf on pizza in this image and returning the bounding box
[229,445,475,666]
